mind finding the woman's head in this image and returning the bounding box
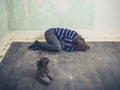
[72,35,89,51]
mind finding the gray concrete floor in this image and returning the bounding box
[0,42,120,90]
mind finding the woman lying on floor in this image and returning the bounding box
[28,28,90,52]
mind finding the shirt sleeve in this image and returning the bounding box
[64,46,74,51]
[64,38,72,46]
[63,38,75,51]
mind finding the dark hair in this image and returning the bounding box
[72,35,89,51]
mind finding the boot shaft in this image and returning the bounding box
[36,57,51,85]
[36,57,49,70]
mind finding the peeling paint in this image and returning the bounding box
[0,0,8,39]
[7,0,94,31]
[0,0,94,40]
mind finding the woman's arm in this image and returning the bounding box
[62,38,74,51]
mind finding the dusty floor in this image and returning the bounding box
[0,42,120,90]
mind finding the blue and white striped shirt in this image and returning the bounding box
[54,28,78,51]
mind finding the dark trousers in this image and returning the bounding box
[40,29,62,52]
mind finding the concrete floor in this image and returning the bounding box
[0,42,120,90]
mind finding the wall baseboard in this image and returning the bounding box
[0,32,11,62]
[10,30,120,41]
[77,30,120,41]
[0,32,10,51]
[10,31,45,41]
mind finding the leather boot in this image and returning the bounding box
[36,69,51,85]
[42,57,54,80]
[36,58,51,85]
[46,70,54,80]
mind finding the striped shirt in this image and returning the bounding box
[54,28,78,51]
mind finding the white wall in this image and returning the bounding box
[1,0,120,41]
[77,0,120,41]
[93,0,120,37]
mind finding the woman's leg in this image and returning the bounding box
[40,29,62,52]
